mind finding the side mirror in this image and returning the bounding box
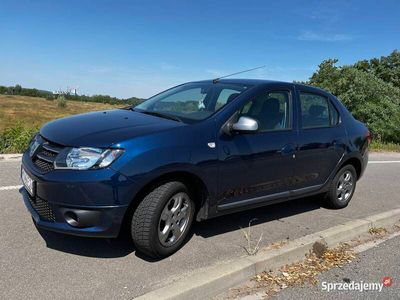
[231,116,258,133]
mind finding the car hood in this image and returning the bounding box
[40,109,183,147]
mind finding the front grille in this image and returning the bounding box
[27,194,56,222]
[33,158,55,173]
[31,137,65,173]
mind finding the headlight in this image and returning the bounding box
[55,147,124,170]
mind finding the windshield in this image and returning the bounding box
[134,82,252,123]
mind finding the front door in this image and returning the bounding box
[217,87,297,211]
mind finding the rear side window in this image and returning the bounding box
[300,92,338,129]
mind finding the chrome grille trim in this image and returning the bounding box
[42,143,62,154]
[31,136,65,173]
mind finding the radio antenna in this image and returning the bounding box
[212,65,265,83]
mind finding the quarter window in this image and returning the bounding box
[300,92,338,128]
[329,100,340,126]
[239,91,291,131]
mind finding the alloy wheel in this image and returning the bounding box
[158,192,192,247]
[336,170,354,202]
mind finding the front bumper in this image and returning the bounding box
[20,152,133,238]
[20,188,127,237]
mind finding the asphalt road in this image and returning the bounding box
[274,234,400,300]
[0,153,399,299]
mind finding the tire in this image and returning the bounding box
[326,165,357,209]
[131,181,195,258]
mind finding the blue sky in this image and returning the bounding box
[1,0,399,98]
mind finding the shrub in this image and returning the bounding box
[45,94,55,101]
[370,141,400,152]
[0,124,38,154]
[57,95,67,108]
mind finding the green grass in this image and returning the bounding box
[370,141,400,152]
[0,123,38,154]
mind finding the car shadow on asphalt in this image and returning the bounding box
[36,195,323,261]
[192,195,323,238]
[36,225,136,259]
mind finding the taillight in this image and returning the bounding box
[366,130,372,145]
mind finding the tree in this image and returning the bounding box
[14,84,22,94]
[308,58,400,143]
[353,50,400,89]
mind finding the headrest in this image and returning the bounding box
[263,98,280,112]
[309,105,326,117]
[227,93,240,103]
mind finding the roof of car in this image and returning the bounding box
[189,78,332,95]
[192,78,331,95]
[193,78,284,85]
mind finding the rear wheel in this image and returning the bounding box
[131,181,195,258]
[326,165,357,209]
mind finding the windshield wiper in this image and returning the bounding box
[132,108,182,122]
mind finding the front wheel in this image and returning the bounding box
[326,165,357,209]
[131,181,195,258]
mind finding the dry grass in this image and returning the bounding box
[254,244,356,298]
[368,227,388,236]
[240,219,263,256]
[262,240,289,251]
[223,226,398,299]
[0,95,118,131]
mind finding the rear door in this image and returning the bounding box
[292,87,346,193]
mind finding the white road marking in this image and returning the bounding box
[0,185,22,191]
[369,161,400,164]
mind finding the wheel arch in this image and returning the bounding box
[339,156,362,180]
[120,170,210,234]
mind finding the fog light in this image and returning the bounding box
[64,211,79,227]
[61,209,102,228]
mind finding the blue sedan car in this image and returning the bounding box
[20,79,370,258]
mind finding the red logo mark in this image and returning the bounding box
[383,277,393,287]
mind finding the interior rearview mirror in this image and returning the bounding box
[231,116,258,133]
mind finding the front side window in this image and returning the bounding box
[300,92,339,128]
[134,83,251,123]
[239,90,291,131]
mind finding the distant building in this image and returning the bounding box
[53,87,78,96]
